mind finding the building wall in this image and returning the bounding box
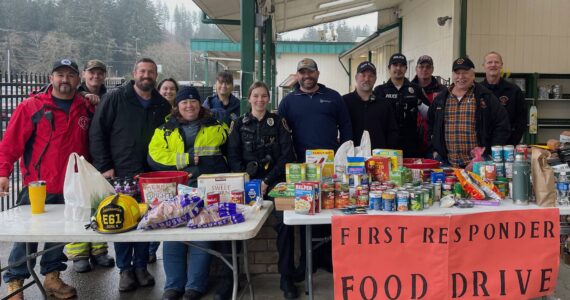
[276,53,351,102]
[467,0,570,74]
[400,0,458,80]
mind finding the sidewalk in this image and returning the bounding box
[1,241,569,299]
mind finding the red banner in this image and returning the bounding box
[332,209,560,300]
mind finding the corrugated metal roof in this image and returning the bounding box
[191,39,355,54]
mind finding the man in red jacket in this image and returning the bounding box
[0,58,93,300]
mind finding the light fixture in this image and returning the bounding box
[314,3,373,20]
[319,0,355,9]
[437,16,452,26]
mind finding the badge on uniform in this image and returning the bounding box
[408,87,415,94]
[499,96,509,105]
[267,117,274,127]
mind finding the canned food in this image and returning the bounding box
[357,194,369,207]
[485,164,497,181]
[369,192,382,210]
[433,182,442,202]
[494,181,508,197]
[335,191,350,208]
[420,188,432,208]
[396,191,409,212]
[503,145,515,162]
[382,191,396,212]
[504,162,513,179]
[491,145,503,162]
[230,190,244,204]
[495,162,505,178]
[516,144,529,160]
[442,182,453,198]
[410,192,423,211]
[207,192,221,205]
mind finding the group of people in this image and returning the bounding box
[0,49,526,300]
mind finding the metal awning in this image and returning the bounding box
[192,0,404,42]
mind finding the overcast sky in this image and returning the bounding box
[158,0,377,39]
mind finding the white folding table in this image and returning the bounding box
[0,201,273,300]
[284,200,570,300]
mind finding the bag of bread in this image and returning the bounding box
[531,147,556,207]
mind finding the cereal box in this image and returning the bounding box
[366,157,391,182]
[294,183,316,215]
[372,149,403,171]
[286,163,306,183]
[305,149,335,178]
[197,173,249,203]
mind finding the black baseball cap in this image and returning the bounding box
[389,53,407,66]
[51,58,79,74]
[357,61,376,75]
[452,56,475,71]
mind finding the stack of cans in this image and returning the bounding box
[367,182,437,212]
[492,145,515,179]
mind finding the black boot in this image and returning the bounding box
[119,269,137,292]
[280,275,299,299]
[213,277,233,300]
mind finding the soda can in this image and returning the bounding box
[207,192,221,206]
[503,145,515,162]
[396,191,409,212]
[495,162,505,178]
[491,145,503,162]
[369,191,382,210]
[382,191,396,212]
[504,162,513,179]
[410,191,423,211]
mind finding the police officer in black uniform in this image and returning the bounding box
[374,53,429,158]
[227,81,297,299]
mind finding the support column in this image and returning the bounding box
[264,17,275,109]
[204,52,209,86]
[241,0,256,114]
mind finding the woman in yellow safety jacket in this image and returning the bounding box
[147,86,228,299]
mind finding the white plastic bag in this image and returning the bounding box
[334,140,354,175]
[63,153,115,222]
[354,130,372,158]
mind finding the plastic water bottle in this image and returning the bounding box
[557,172,569,206]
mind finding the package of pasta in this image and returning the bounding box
[138,193,204,230]
[467,171,505,201]
[453,168,485,200]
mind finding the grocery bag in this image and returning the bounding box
[334,140,354,176]
[531,147,556,207]
[354,130,372,158]
[64,153,116,222]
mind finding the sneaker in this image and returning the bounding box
[119,269,137,292]
[6,279,24,300]
[91,254,115,267]
[162,289,183,300]
[43,271,77,299]
[280,275,299,299]
[72,259,91,273]
[182,289,203,300]
[134,268,155,287]
[148,254,157,264]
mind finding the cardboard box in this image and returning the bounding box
[372,149,403,171]
[274,197,295,211]
[305,149,335,178]
[197,173,249,203]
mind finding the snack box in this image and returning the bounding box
[294,183,317,215]
[274,197,295,211]
[286,163,306,183]
[372,149,403,171]
[244,179,262,206]
[346,157,366,175]
[197,173,249,203]
[366,156,391,182]
[305,163,322,182]
[305,149,335,178]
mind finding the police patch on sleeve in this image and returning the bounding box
[229,120,235,134]
[281,118,292,133]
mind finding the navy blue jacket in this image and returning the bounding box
[278,83,352,162]
[203,93,241,126]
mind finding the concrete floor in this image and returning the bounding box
[1,242,569,300]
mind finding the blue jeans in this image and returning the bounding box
[114,242,149,271]
[3,189,67,283]
[3,242,67,283]
[163,241,212,294]
[149,242,160,256]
